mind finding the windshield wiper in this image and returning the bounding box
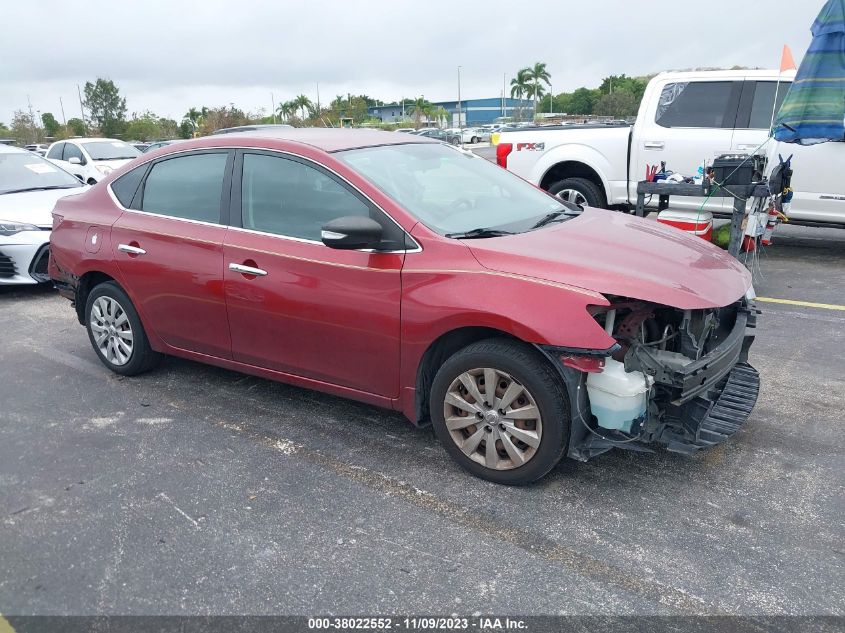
[445,227,516,239]
[0,185,80,195]
[530,202,583,229]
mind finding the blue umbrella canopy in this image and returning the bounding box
[774,0,845,144]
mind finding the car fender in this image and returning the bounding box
[398,267,615,420]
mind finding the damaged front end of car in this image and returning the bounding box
[543,295,760,461]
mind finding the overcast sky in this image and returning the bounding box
[0,0,820,125]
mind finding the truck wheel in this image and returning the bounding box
[548,177,606,209]
[430,339,570,485]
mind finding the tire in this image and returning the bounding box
[548,177,606,208]
[430,338,570,485]
[471,136,479,144]
[85,281,161,376]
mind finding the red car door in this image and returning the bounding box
[223,150,406,397]
[112,150,233,359]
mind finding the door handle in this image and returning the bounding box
[117,243,146,255]
[229,263,268,277]
[644,141,665,150]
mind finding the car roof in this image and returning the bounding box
[178,127,437,153]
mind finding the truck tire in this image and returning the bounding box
[548,177,606,209]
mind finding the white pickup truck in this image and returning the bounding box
[497,69,844,227]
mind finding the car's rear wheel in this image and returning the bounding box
[430,339,570,484]
[471,136,479,144]
[548,177,606,208]
[85,281,161,376]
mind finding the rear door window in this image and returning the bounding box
[655,81,737,128]
[140,152,228,223]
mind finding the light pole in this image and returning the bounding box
[457,65,462,135]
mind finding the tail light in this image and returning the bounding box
[496,142,513,168]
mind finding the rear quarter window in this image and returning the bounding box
[111,165,147,208]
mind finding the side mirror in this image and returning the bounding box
[321,216,383,250]
[68,156,82,165]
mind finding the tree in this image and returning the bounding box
[197,105,250,135]
[293,94,313,119]
[526,62,551,117]
[510,69,531,120]
[41,112,61,138]
[569,87,600,115]
[182,107,207,136]
[10,110,39,144]
[124,111,160,141]
[276,101,294,122]
[178,120,193,139]
[83,78,127,137]
[66,118,86,137]
[0,122,9,136]
[408,97,433,129]
[593,92,639,117]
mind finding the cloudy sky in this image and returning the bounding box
[0,0,820,125]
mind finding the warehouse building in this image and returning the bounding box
[368,97,526,126]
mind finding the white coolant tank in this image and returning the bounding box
[586,359,650,432]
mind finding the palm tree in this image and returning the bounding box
[526,62,552,118]
[294,95,313,120]
[182,107,207,137]
[276,101,294,122]
[408,97,433,129]
[510,69,531,121]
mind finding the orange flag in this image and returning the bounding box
[780,44,797,72]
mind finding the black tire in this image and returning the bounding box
[85,281,161,376]
[471,136,479,144]
[548,177,606,208]
[430,338,570,485]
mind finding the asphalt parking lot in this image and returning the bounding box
[0,223,843,617]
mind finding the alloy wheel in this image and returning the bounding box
[90,296,134,366]
[442,368,543,470]
[555,188,588,206]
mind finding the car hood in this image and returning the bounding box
[466,207,752,310]
[0,187,86,227]
[95,159,134,170]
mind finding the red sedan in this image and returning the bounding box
[49,129,759,484]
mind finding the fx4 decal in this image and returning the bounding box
[516,142,545,151]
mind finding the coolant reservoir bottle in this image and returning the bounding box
[586,359,650,433]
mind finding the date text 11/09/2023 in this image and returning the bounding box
[307,617,528,630]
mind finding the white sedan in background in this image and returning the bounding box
[0,145,85,285]
[45,138,140,184]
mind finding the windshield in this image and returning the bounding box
[81,141,141,161]
[0,152,83,195]
[336,143,563,235]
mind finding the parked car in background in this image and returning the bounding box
[49,128,758,484]
[130,142,150,153]
[143,139,184,153]
[0,144,85,284]
[498,69,797,216]
[23,144,50,156]
[415,128,460,144]
[45,138,141,184]
[212,124,293,135]
[394,128,416,134]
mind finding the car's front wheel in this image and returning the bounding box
[430,339,570,484]
[85,281,161,375]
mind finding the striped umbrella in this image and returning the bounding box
[774,0,845,145]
